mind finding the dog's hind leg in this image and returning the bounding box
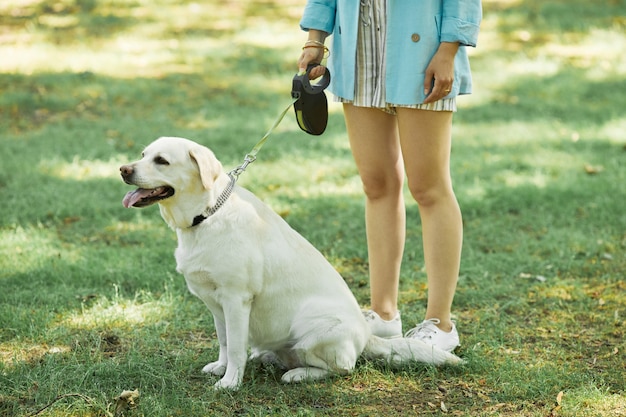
[281,340,359,383]
[281,366,331,383]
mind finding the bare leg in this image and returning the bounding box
[396,108,462,332]
[343,104,461,332]
[343,104,404,321]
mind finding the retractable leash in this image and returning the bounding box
[191,65,331,226]
[292,64,331,135]
[229,64,330,179]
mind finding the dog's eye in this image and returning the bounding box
[154,156,170,165]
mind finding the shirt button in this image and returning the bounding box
[411,33,421,42]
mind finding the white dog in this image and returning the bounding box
[120,137,461,389]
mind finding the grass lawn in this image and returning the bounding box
[1,0,625,416]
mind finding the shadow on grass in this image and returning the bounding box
[1,0,137,43]
[2,0,302,45]
[488,0,626,40]
[458,68,626,125]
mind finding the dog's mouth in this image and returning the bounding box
[122,186,175,208]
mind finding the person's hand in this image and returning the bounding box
[423,42,459,104]
[298,30,328,79]
[298,46,326,79]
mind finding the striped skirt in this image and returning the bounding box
[336,0,456,113]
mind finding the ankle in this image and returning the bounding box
[372,308,398,321]
[426,317,454,332]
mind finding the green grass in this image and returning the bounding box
[1,0,625,416]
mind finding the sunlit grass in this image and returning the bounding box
[38,156,130,181]
[0,0,303,77]
[568,387,626,417]
[599,118,626,145]
[61,292,171,330]
[0,341,71,368]
[0,225,82,274]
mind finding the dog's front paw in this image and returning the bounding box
[213,377,241,390]
[202,361,227,376]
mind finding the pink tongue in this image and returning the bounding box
[123,188,154,208]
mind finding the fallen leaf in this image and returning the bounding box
[584,164,603,175]
[549,404,562,416]
[63,216,81,225]
[547,391,564,416]
[441,401,448,412]
[114,389,139,417]
[556,391,563,405]
[518,273,547,282]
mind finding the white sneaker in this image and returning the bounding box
[405,318,460,352]
[363,310,402,339]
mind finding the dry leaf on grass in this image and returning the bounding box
[440,400,448,412]
[547,391,564,417]
[584,164,604,175]
[114,389,140,416]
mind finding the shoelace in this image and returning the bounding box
[405,318,442,339]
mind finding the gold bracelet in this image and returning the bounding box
[302,44,330,58]
[305,40,325,48]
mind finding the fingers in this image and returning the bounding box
[423,77,453,104]
[307,65,326,79]
[296,57,326,79]
[423,71,435,98]
[297,51,326,80]
[298,48,324,73]
[423,45,456,104]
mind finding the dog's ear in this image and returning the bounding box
[189,145,223,190]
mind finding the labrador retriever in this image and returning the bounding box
[120,137,461,389]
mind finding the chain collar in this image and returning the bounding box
[190,173,237,227]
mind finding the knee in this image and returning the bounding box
[407,180,451,208]
[360,174,403,202]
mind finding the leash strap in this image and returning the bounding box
[230,64,329,177]
[229,97,298,179]
[190,99,297,227]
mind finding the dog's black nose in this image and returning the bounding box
[120,165,133,176]
[120,165,134,183]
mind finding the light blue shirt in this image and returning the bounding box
[300,0,482,105]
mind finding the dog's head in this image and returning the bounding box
[120,137,223,223]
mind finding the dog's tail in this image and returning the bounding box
[362,335,463,367]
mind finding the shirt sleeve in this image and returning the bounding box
[441,0,482,47]
[299,0,337,34]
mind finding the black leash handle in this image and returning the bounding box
[292,64,331,98]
